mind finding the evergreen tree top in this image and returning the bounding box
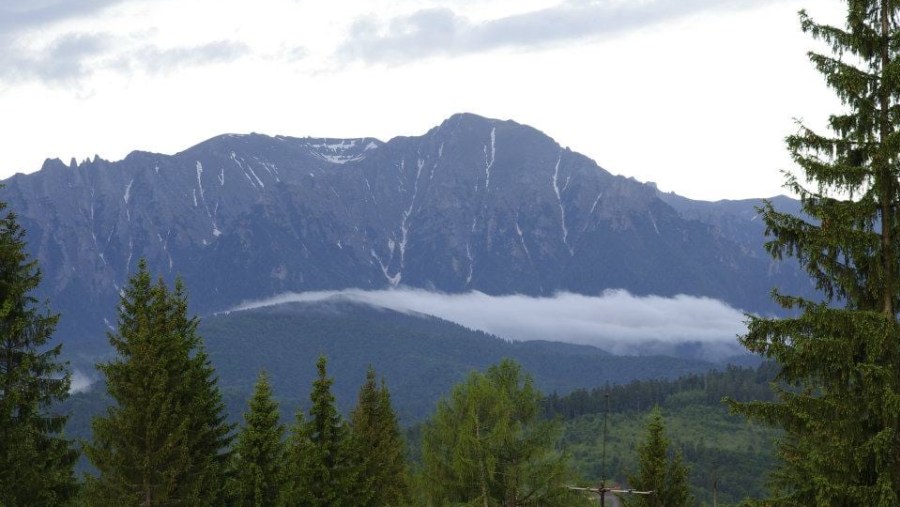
[733,3,900,505]
[0,195,77,505]
[86,260,232,506]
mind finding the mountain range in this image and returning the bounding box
[3,113,812,353]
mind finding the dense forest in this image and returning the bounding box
[59,331,783,504]
[545,363,781,505]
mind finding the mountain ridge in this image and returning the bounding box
[3,113,812,352]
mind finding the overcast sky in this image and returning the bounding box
[1,0,844,200]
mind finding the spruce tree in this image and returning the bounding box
[421,359,587,507]
[730,2,900,505]
[232,370,285,507]
[169,280,233,504]
[281,407,313,506]
[282,356,354,507]
[0,200,77,506]
[348,366,408,507]
[624,407,691,507]
[85,260,233,506]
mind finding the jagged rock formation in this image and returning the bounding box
[3,113,810,350]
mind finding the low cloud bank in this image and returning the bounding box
[233,289,749,361]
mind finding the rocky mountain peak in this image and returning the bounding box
[2,114,808,351]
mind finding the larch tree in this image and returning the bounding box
[348,366,408,507]
[231,370,286,507]
[0,199,77,506]
[421,359,588,507]
[729,2,900,505]
[624,407,691,507]
[85,260,233,506]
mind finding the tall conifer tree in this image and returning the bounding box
[281,407,313,506]
[85,261,233,506]
[349,367,408,507]
[731,2,900,505]
[169,279,233,504]
[0,200,76,506]
[232,370,285,507]
[282,356,354,507]
[624,407,691,507]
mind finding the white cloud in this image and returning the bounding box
[231,288,749,360]
[70,368,95,394]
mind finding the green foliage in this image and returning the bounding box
[281,356,355,507]
[0,199,77,506]
[545,362,779,419]
[421,359,589,507]
[549,362,781,505]
[61,353,778,504]
[280,408,312,506]
[729,3,900,505]
[349,366,409,507]
[559,395,778,505]
[624,407,692,507]
[84,260,233,506]
[231,370,285,507]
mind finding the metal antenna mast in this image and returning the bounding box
[602,389,609,485]
[567,388,653,507]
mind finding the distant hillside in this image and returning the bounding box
[63,299,718,438]
[199,300,717,423]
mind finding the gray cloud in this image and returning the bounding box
[0,32,110,85]
[0,0,248,87]
[338,0,790,64]
[232,289,750,361]
[0,0,133,33]
[120,40,251,75]
[0,34,249,86]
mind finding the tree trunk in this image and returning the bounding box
[880,0,896,320]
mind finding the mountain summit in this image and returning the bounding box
[4,113,808,349]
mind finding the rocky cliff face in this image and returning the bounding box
[3,113,810,350]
